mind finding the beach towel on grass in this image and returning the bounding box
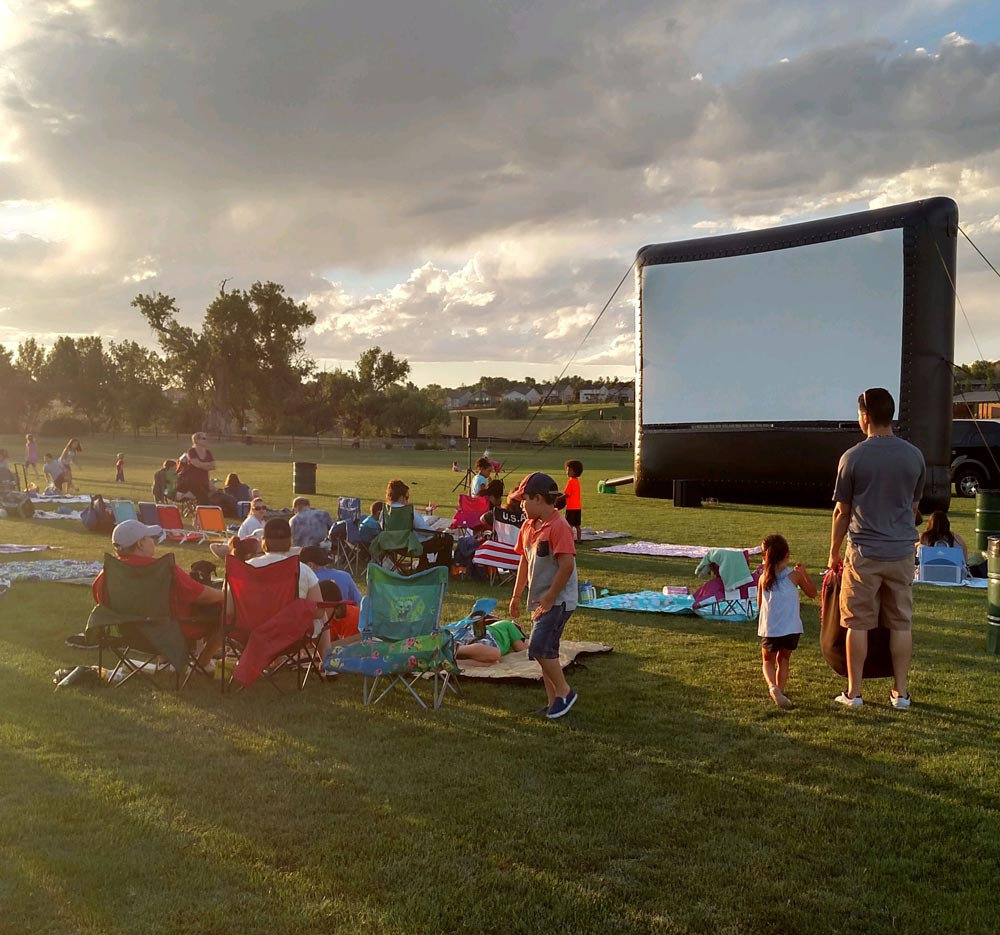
[579,529,630,542]
[454,641,613,681]
[0,560,103,596]
[0,544,63,554]
[596,541,763,559]
[579,590,757,622]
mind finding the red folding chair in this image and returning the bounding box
[220,555,343,692]
[449,495,489,534]
[155,504,205,544]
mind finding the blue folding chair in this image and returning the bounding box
[111,500,138,524]
[137,501,160,526]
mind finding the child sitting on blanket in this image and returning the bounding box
[757,533,818,710]
[455,619,527,666]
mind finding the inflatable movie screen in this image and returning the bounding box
[634,197,956,510]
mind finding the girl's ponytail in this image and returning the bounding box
[760,534,790,592]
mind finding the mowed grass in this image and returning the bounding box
[1,435,998,935]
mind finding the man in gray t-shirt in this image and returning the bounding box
[829,388,925,710]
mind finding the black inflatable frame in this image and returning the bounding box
[634,197,957,511]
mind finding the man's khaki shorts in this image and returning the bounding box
[840,544,914,632]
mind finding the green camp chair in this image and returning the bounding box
[86,554,212,689]
[369,503,422,575]
[324,563,457,709]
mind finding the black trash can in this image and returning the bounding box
[975,489,1000,551]
[987,536,1000,655]
[293,461,317,495]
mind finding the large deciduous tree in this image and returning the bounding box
[133,281,316,433]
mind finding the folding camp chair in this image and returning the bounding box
[237,500,252,520]
[138,501,160,525]
[194,505,229,540]
[156,504,205,544]
[85,553,214,689]
[330,497,370,578]
[692,550,761,620]
[221,555,342,692]
[111,500,138,524]
[916,545,965,584]
[323,564,456,709]
[449,494,489,535]
[369,503,423,574]
[473,505,524,585]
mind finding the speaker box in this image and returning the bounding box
[463,415,478,440]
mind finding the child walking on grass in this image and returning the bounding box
[564,460,583,542]
[757,533,817,710]
[115,452,125,483]
[509,472,579,719]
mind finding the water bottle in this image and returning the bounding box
[579,580,597,604]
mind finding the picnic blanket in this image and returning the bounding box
[595,541,763,559]
[579,529,630,542]
[31,511,83,521]
[0,560,103,596]
[0,544,63,554]
[455,640,613,680]
[913,576,988,589]
[29,493,92,503]
[578,589,757,622]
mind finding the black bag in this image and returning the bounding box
[80,494,115,534]
[0,490,34,519]
[820,567,894,679]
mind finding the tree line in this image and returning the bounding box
[0,281,449,438]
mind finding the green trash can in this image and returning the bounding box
[987,537,1000,654]
[975,489,1000,551]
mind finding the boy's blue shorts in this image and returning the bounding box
[527,603,573,660]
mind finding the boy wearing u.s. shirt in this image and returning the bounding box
[508,473,579,719]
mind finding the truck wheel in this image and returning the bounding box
[954,467,984,498]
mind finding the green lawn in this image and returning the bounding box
[0,435,997,935]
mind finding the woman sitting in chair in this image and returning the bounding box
[386,479,454,570]
[918,511,985,577]
[223,472,252,505]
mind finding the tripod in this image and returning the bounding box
[452,437,474,492]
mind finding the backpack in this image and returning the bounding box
[0,490,34,519]
[80,494,116,534]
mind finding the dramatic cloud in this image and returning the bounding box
[0,0,998,381]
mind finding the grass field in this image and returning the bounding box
[1,434,998,935]
[445,402,635,444]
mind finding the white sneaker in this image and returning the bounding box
[834,691,863,707]
[890,691,911,709]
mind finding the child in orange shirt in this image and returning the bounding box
[564,460,583,542]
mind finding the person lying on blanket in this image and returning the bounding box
[92,520,225,671]
[454,619,527,666]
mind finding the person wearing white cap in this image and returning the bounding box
[92,520,225,671]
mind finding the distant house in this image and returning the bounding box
[447,391,472,409]
[556,384,576,404]
[613,384,635,404]
[524,386,543,405]
[579,384,610,404]
[504,388,529,403]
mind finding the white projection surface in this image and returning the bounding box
[640,230,904,424]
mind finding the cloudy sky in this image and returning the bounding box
[1,0,998,387]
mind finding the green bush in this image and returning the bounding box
[40,415,90,437]
[538,423,602,447]
[496,398,529,420]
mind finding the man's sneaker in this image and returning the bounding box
[547,689,578,719]
[834,691,863,707]
[65,632,98,650]
[890,691,912,710]
[769,686,794,710]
